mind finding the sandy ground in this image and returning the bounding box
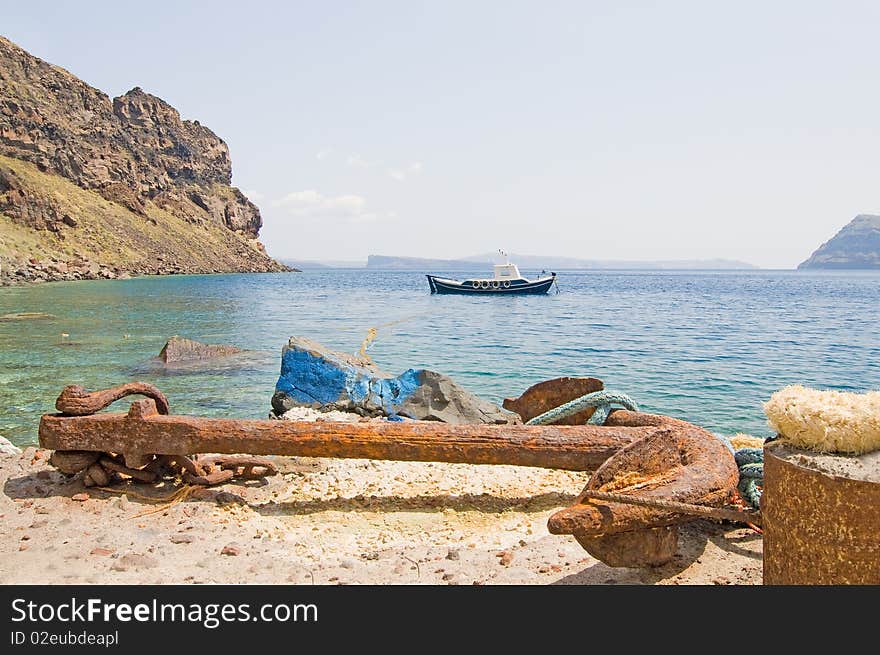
[0,447,763,585]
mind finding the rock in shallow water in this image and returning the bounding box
[0,312,56,321]
[272,336,518,424]
[159,336,242,363]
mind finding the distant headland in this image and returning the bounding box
[799,214,880,270]
[0,35,290,285]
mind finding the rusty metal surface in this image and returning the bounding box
[40,397,647,472]
[55,382,170,416]
[49,450,99,474]
[547,410,738,566]
[576,526,679,568]
[763,442,880,585]
[503,376,604,424]
[199,455,278,479]
[579,489,761,526]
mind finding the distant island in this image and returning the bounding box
[367,255,491,271]
[365,253,759,271]
[0,36,289,285]
[280,259,364,270]
[799,214,880,269]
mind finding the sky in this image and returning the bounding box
[3,1,880,267]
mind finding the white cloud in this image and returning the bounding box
[387,161,423,181]
[346,153,376,168]
[241,189,265,203]
[341,152,423,180]
[316,148,332,160]
[273,190,389,223]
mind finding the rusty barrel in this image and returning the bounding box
[762,441,880,585]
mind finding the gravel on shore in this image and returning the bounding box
[0,447,762,585]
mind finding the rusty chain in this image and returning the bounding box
[49,450,278,487]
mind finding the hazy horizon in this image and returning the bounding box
[4,1,879,268]
[282,251,762,268]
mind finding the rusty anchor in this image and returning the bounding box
[38,380,750,568]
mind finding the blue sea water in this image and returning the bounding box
[0,269,878,447]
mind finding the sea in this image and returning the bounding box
[1,269,878,447]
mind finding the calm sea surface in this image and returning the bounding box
[1,269,878,446]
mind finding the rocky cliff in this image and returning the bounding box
[798,214,880,269]
[0,35,289,283]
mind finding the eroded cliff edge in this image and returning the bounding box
[0,35,290,283]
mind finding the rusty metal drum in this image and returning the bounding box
[762,441,880,585]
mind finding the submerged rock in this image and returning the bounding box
[272,336,518,424]
[159,336,242,364]
[0,312,56,321]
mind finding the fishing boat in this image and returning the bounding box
[426,253,557,295]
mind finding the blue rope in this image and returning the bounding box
[525,390,639,426]
[714,437,764,509]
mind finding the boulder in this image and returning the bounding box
[272,336,518,424]
[159,336,242,364]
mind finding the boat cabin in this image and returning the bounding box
[493,263,522,280]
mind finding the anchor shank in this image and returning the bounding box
[38,412,651,472]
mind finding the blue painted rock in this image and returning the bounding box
[272,337,518,425]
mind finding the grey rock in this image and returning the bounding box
[396,370,517,424]
[159,336,242,363]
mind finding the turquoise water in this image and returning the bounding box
[1,269,878,446]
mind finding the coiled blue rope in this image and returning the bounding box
[526,388,764,510]
[734,448,764,509]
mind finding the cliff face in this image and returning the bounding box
[798,215,880,270]
[0,35,288,283]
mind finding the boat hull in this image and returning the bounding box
[426,275,555,295]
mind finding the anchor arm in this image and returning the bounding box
[55,382,170,416]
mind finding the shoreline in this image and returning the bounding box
[0,266,301,288]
